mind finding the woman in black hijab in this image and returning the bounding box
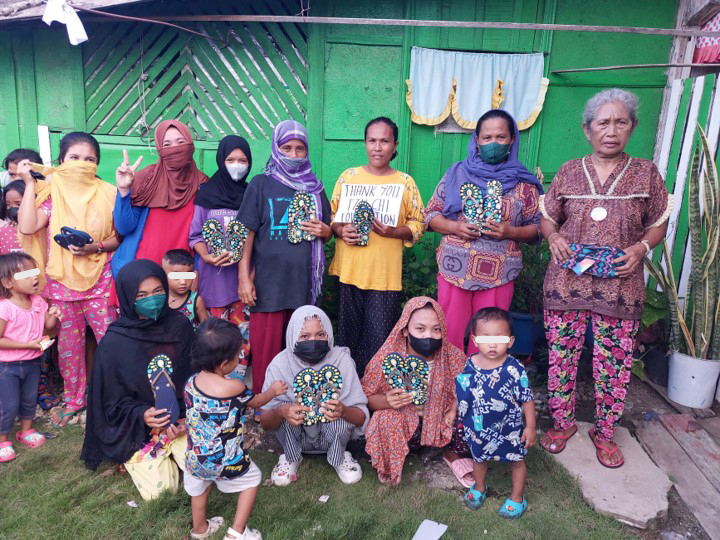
[189,136,253,330]
[81,259,194,501]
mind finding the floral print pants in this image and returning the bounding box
[544,310,639,442]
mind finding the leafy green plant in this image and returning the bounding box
[645,125,720,359]
[510,240,550,314]
[401,235,439,304]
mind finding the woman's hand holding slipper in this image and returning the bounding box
[144,407,170,429]
[281,403,312,426]
[386,387,413,410]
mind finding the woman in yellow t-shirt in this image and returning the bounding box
[329,117,425,376]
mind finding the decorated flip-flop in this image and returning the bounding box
[317,365,343,423]
[460,182,484,227]
[225,220,248,263]
[381,353,406,391]
[201,219,226,258]
[293,367,321,425]
[288,192,317,244]
[404,354,429,405]
[352,200,374,247]
[147,354,179,427]
[481,180,502,230]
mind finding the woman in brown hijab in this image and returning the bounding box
[111,120,207,279]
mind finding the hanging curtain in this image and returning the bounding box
[694,12,720,63]
[405,47,549,130]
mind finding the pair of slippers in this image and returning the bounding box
[288,192,317,244]
[147,354,180,427]
[381,353,429,405]
[292,365,343,425]
[53,227,93,250]
[460,180,502,230]
[352,201,374,247]
[560,244,626,278]
[202,220,248,263]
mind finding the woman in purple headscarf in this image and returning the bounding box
[423,110,544,353]
[236,120,331,393]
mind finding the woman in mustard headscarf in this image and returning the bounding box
[16,132,119,427]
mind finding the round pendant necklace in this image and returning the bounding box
[590,206,608,221]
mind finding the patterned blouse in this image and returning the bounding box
[424,177,541,290]
[540,154,672,320]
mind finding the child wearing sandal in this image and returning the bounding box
[0,253,61,463]
[185,317,288,540]
[455,307,536,518]
[162,249,208,328]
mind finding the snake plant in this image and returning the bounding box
[645,125,720,359]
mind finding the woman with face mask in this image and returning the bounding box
[236,121,332,395]
[81,259,194,501]
[189,136,253,349]
[362,297,473,487]
[258,305,368,486]
[424,110,544,354]
[0,180,25,254]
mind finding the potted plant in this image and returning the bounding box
[644,125,720,408]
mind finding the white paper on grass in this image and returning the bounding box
[411,519,448,540]
[334,183,405,227]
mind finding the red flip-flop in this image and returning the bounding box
[540,426,577,454]
[588,429,624,469]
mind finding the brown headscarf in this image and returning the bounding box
[131,120,207,210]
[362,297,466,461]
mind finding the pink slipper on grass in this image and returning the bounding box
[443,456,475,488]
[15,429,46,449]
[0,441,16,463]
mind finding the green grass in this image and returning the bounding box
[0,426,635,540]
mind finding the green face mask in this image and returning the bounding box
[134,294,166,321]
[477,142,511,164]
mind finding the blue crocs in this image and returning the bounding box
[463,483,487,510]
[498,497,527,518]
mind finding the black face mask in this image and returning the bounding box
[408,334,443,357]
[294,339,331,365]
[6,207,18,223]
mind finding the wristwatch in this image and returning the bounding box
[640,240,651,255]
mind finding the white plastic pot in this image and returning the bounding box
[667,351,720,409]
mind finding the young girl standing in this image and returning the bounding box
[185,318,287,540]
[16,132,119,427]
[0,253,61,463]
[456,307,536,518]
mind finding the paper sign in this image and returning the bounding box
[335,183,405,227]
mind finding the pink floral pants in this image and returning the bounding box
[544,309,639,442]
[54,297,115,411]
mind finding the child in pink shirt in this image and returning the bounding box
[0,253,61,463]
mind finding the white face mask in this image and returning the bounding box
[226,163,248,181]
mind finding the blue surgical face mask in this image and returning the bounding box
[134,294,166,320]
[477,142,511,164]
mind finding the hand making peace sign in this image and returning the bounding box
[116,149,144,196]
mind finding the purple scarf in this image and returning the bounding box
[442,112,543,218]
[264,120,325,304]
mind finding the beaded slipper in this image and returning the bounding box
[201,219,226,257]
[225,220,248,263]
[293,367,321,425]
[481,180,502,230]
[352,200,374,246]
[460,183,484,227]
[147,354,179,427]
[288,192,317,244]
[317,365,343,423]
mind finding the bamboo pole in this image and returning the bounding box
[553,63,720,73]
[76,13,720,38]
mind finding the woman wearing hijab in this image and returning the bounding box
[16,132,119,427]
[112,120,207,278]
[259,305,367,486]
[424,110,544,354]
[236,120,331,393]
[189,136,252,336]
[362,297,471,486]
[81,259,194,501]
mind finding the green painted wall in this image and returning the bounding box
[0,0,676,196]
[307,0,675,202]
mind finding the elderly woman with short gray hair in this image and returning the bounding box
[538,88,671,468]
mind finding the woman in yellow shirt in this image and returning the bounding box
[329,117,425,376]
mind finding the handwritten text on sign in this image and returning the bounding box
[335,183,406,227]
